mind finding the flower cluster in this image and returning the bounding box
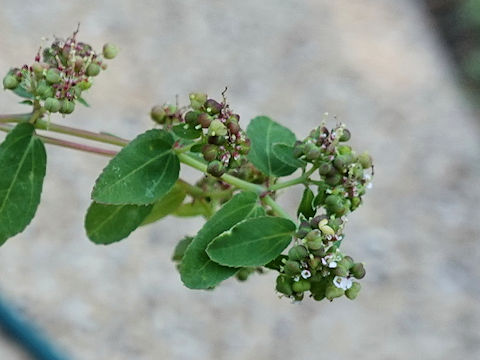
[2,28,117,115]
[150,92,251,177]
[294,123,373,216]
[275,214,365,301]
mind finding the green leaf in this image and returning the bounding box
[206,216,296,267]
[297,187,315,218]
[141,183,186,225]
[0,123,46,245]
[246,116,297,177]
[173,200,212,218]
[92,129,180,205]
[77,97,90,107]
[85,202,152,245]
[180,191,259,289]
[272,143,306,168]
[172,124,202,139]
[13,85,33,99]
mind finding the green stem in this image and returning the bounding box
[269,164,318,191]
[0,113,31,123]
[34,118,129,147]
[0,123,118,157]
[263,195,294,222]
[176,152,264,194]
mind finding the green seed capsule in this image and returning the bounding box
[36,83,54,99]
[32,63,45,77]
[305,146,321,161]
[86,63,101,77]
[339,129,351,142]
[208,119,228,137]
[207,160,225,177]
[44,97,61,113]
[205,99,222,115]
[189,92,207,110]
[102,43,119,59]
[150,105,166,124]
[236,268,253,282]
[284,260,302,276]
[337,145,352,155]
[184,110,201,125]
[202,144,218,162]
[288,245,309,261]
[292,279,311,293]
[293,292,304,301]
[77,80,92,91]
[46,68,61,84]
[293,142,305,158]
[197,113,212,128]
[325,284,345,300]
[325,173,342,186]
[3,74,19,90]
[59,100,75,114]
[351,263,366,279]
[333,264,349,277]
[358,152,373,169]
[325,195,344,214]
[307,238,324,251]
[318,162,333,176]
[345,281,361,300]
[339,256,354,270]
[276,275,293,296]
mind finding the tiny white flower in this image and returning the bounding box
[367,182,373,189]
[301,270,311,279]
[333,276,353,290]
[329,261,337,268]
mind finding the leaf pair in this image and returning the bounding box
[85,129,181,244]
[180,192,296,289]
[246,116,304,177]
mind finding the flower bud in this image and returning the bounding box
[292,279,311,293]
[325,284,345,300]
[236,268,253,281]
[32,63,45,77]
[351,197,361,210]
[339,128,351,142]
[198,113,212,128]
[46,68,61,84]
[283,260,302,276]
[44,97,61,113]
[208,119,228,136]
[59,100,75,114]
[86,63,101,77]
[293,292,304,301]
[358,152,373,169]
[205,99,222,115]
[288,245,309,261]
[207,160,225,177]
[351,263,366,279]
[150,105,166,124]
[345,281,361,300]
[189,92,207,110]
[102,43,119,59]
[337,145,352,155]
[276,275,293,296]
[202,144,218,162]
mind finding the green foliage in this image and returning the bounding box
[92,129,180,205]
[0,123,46,245]
[246,116,298,176]
[0,30,376,304]
[85,202,153,244]
[180,192,259,289]
[206,216,296,267]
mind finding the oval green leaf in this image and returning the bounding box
[206,216,296,267]
[180,191,259,289]
[297,187,315,218]
[272,143,306,168]
[0,123,46,245]
[246,116,297,177]
[172,124,202,139]
[85,202,153,245]
[92,129,180,205]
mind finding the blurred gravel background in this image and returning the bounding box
[0,1,479,359]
